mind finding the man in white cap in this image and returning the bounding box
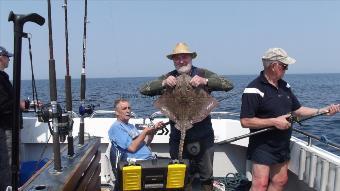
[0,46,31,190]
[140,42,234,190]
[0,46,15,190]
[240,48,340,191]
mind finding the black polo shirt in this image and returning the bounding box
[240,71,301,163]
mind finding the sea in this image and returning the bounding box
[21,73,340,155]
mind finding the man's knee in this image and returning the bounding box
[251,176,269,191]
[251,162,270,191]
[270,161,289,188]
[271,172,288,188]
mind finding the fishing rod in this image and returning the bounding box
[36,0,76,172]
[46,0,62,172]
[79,0,88,145]
[15,32,43,113]
[8,10,45,191]
[62,0,75,157]
[25,33,40,112]
[217,111,330,145]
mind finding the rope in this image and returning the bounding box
[214,173,251,191]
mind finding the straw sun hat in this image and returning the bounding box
[167,42,197,60]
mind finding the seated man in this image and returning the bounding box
[108,98,164,161]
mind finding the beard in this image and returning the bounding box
[176,62,192,74]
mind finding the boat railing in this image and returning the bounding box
[88,110,240,120]
[211,111,240,118]
[89,110,137,118]
[292,129,340,191]
[149,111,241,120]
[88,110,340,151]
[71,111,79,118]
[293,128,340,151]
[149,111,165,120]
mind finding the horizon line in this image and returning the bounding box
[19,72,340,81]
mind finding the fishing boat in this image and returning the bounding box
[3,1,340,191]
[19,110,340,191]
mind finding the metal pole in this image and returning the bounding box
[293,128,340,150]
[8,11,45,190]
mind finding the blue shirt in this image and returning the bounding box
[108,120,153,160]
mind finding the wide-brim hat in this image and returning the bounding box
[166,42,197,60]
[262,47,296,65]
[0,46,13,57]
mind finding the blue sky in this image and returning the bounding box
[1,0,340,80]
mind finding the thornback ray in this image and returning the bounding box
[154,74,219,161]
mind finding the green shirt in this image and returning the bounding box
[140,66,234,96]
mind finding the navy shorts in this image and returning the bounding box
[247,146,290,165]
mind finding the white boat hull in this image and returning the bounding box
[20,117,340,191]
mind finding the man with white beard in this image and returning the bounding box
[140,42,234,191]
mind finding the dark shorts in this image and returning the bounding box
[169,134,214,183]
[247,146,290,165]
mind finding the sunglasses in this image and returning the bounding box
[172,54,192,62]
[277,63,288,70]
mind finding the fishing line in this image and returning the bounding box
[35,134,52,171]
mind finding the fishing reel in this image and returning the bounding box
[37,103,74,142]
[58,112,74,142]
[79,103,99,116]
[37,103,62,122]
[286,115,303,126]
[23,97,43,112]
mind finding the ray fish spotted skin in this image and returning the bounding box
[154,74,218,160]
